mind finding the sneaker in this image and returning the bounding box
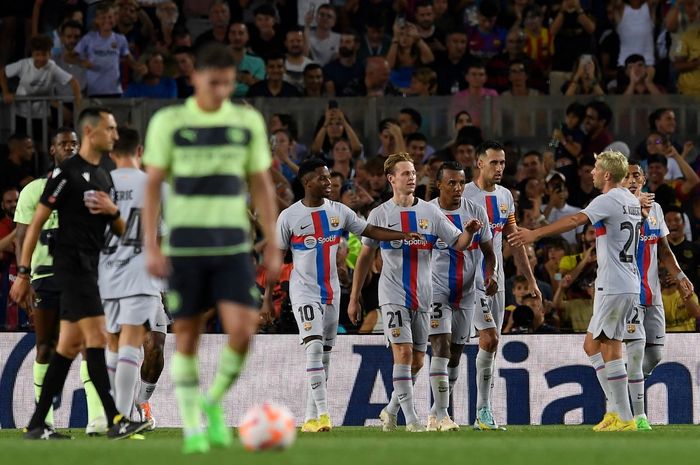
[300,419,320,433]
[182,432,210,454]
[474,406,498,430]
[24,425,73,440]
[379,408,397,432]
[86,416,108,436]
[406,421,426,432]
[318,414,332,432]
[437,416,460,432]
[426,415,438,432]
[599,417,637,432]
[201,398,232,448]
[592,412,618,432]
[107,415,149,440]
[139,402,156,431]
[635,414,652,431]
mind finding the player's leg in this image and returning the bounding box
[31,279,60,426]
[473,291,498,430]
[487,291,506,408]
[317,303,338,430]
[427,302,453,430]
[104,299,120,393]
[642,305,665,377]
[623,305,648,428]
[25,320,82,439]
[136,328,166,428]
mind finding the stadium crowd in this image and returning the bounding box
[2,0,700,334]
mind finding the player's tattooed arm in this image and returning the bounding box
[453,218,482,250]
[362,224,422,242]
[479,238,498,296]
[658,236,694,300]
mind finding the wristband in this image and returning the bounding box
[677,271,688,281]
[17,265,31,276]
[110,209,121,220]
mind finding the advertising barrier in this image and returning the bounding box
[1,333,698,428]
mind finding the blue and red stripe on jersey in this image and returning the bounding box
[594,220,607,236]
[484,195,507,236]
[289,210,341,304]
[446,214,465,307]
[636,220,660,306]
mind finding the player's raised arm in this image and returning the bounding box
[508,212,590,247]
[361,224,422,242]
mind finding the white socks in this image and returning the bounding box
[475,349,495,410]
[643,345,663,378]
[605,358,633,421]
[392,364,418,424]
[589,352,612,412]
[305,340,328,417]
[106,350,118,394]
[115,345,141,417]
[429,357,450,420]
[626,340,646,417]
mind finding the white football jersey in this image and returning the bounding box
[98,168,161,299]
[430,197,492,307]
[277,199,368,306]
[462,182,515,287]
[581,187,642,295]
[637,202,669,306]
[362,198,462,312]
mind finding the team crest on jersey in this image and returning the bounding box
[648,216,657,226]
[303,322,313,331]
[627,324,636,334]
[418,219,429,229]
[484,313,493,323]
[430,319,439,328]
[499,204,508,215]
[330,216,340,227]
[391,328,401,338]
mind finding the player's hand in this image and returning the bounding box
[3,92,15,104]
[262,243,282,284]
[529,282,543,302]
[403,232,423,241]
[348,299,362,325]
[146,247,171,278]
[85,191,118,216]
[484,276,498,296]
[507,227,536,247]
[10,275,32,310]
[464,218,483,234]
[678,277,694,301]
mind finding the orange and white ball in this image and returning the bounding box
[238,402,296,451]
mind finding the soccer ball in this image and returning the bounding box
[238,402,296,451]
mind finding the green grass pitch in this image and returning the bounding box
[3,426,700,465]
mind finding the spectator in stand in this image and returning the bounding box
[153,1,182,53]
[310,105,364,159]
[498,0,531,30]
[673,21,700,95]
[173,46,195,98]
[617,54,662,94]
[642,132,685,180]
[270,128,300,183]
[552,101,586,170]
[414,0,445,53]
[517,176,545,214]
[357,16,392,61]
[431,29,473,95]
[342,56,401,96]
[406,132,429,167]
[229,23,264,97]
[581,101,614,159]
[123,51,177,98]
[521,5,553,75]
[1,34,82,135]
[563,54,605,96]
[612,0,656,70]
[486,28,533,93]
[635,108,686,162]
[553,272,594,333]
[521,150,546,182]
[0,187,19,330]
[114,0,155,57]
[52,20,87,99]
[363,157,391,205]
[323,31,363,96]
[304,4,340,66]
[501,59,540,95]
[659,265,700,332]
[193,0,231,50]
[542,172,582,246]
[75,3,145,97]
[387,20,435,91]
[466,0,507,60]
[549,0,596,95]
[646,151,700,207]
[172,28,193,48]
[247,4,284,59]
[433,0,457,34]
[568,155,600,208]
[597,1,621,88]
[398,107,436,157]
[452,136,479,182]
[283,28,315,90]
[407,67,438,96]
[247,53,301,97]
[0,134,36,191]
[302,63,326,97]
[330,139,355,180]
[666,206,700,293]
[535,237,570,294]
[456,59,498,97]
[665,0,700,74]
[375,118,406,157]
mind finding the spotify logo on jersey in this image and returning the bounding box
[304,237,318,248]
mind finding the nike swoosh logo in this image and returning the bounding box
[388,223,398,228]
[300,224,312,230]
[655,336,664,339]
[155,323,166,327]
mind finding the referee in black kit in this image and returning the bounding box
[11,107,148,440]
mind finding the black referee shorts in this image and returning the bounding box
[53,248,103,322]
[167,253,259,320]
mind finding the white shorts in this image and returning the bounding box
[104,295,161,334]
[622,304,646,341]
[643,304,665,345]
[473,288,497,331]
[588,293,641,341]
[429,290,475,344]
[151,301,170,334]
[381,304,429,353]
[292,302,339,347]
[489,290,506,333]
